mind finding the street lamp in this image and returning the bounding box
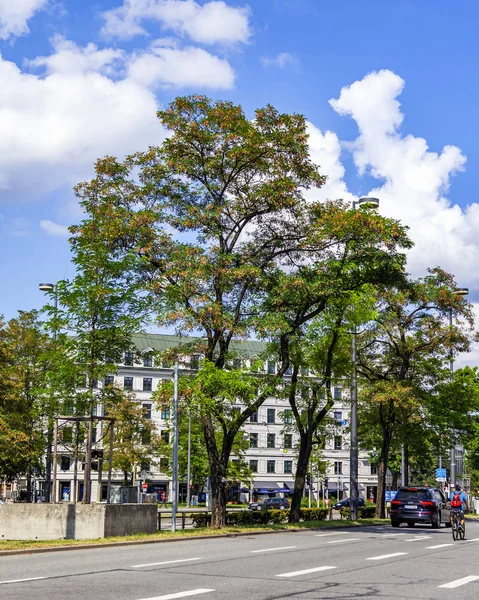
[171,359,179,532]
[449,287,469,489]
[39,282,58,503]
[350,197,380,521]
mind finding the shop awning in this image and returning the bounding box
[253,480,278,490]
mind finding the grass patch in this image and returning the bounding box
[0,518,388,552]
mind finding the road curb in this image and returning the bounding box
[0,521,386,557]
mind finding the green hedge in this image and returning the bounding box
[339,503,376,519]
[191,507,328,528]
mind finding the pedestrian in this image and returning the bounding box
[161,491,167,507]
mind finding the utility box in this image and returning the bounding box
[120,486,138,503]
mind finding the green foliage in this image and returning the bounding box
[191,507,328,528]
[340,503,376,519]
[0,311,55,483]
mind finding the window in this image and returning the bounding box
[143,354,153,367]
[124,351,134,366]
[92,378,98,389]
[285,366,292,375]
[141,428,151,444]
[267,460,275,473]
[334,461,342,475]
[267,360,275,375]
[143,403,152,419]
[124,377,133,391]
[250,411,258,423]
[334,436,342,450]
[104,375,114,387]
[333,387,342,400]
[60,456,70,471]
[232,358,242,370]
[92,428,97,444]
[370,463,377,475]
[249,460,258,473]
[283,409,293,424]
[267,408,275,424]
[267,433,276,448]
[161,431,170,444]
[333,411,342,422]
[161,408,170,420]
[284,460,293,474]
[301,366,309,376]
[190,355,200,370]
[284,434,293,449]
[62,426,72,443]
[141,462,150,473]
[143,377,152,392]
[249,433,258,448]
[159,457,169,472]
[162,359,172,368]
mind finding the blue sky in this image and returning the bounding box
[2,0,479,357]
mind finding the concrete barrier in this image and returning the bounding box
[0,503,157,540]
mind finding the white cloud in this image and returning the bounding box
[327,70,478,291]
[102,0,251,45]
[260,52,296,68]
[128,43,235,88]
[0,38,162,201]
[0,0,47,41]
[40,219,70,237]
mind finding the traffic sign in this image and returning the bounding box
[142,483,148,491]
[436,468,447,482]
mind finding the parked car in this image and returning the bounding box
[390,486,451,528]
[332,497,365,510]
[248,497,290,511]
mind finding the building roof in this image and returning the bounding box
[131,333,267,357]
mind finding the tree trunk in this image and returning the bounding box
[376,430,392,519]
[391,471,399,490]
[289,432,313,523]
[404,444,409,485]
[202,414,230,528]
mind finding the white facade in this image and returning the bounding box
[50,333,378,502]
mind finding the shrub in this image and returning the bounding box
[339,503,377,519]
[300,507,328,521]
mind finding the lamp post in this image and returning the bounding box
[449,287,469,489]
[349,197,380,521]
[186,414,192,508]
[171,360,179,532]
[39,282,58,503]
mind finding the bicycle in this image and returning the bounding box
[451,510,465,541]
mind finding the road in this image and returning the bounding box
[1,521,479,599]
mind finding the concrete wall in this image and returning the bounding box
[0,504,157,540]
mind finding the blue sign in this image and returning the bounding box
[436,468,447,480]
[385,490,397,502]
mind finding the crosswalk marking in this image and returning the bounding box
[439,575,479,589]
[132,558,201,568]
[138,590,214,600]
[327,538,361,544]
[251,546,296,553]
[277,566,337,578]
[404,536,431,541]
[315,532,350,537]
[0,577,47,585]
[366,552,407,561]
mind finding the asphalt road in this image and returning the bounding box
[1,520,479,599]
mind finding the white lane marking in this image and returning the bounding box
[426,543,454,549]
[277,566,337,578]
[383,533,406,536]
[366,552,407,561]
[251,546,296,553]
[132,558,201,568]
[327,538,361,544]
[439,575,479,589]
[315,532,350,537]
[138,590,214,600]
[465,538,479,542]
[404,536,431,541]
[0,577,47,585]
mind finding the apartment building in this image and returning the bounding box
[48,333,378,503]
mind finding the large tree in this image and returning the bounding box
[357,269,476,518]
[0,311,55,497]
[72,96,411,526]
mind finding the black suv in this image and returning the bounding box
[390,486,451,528]
[333,497,365,510]
[248,497,290,511]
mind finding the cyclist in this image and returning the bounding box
[450,484,468,529]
